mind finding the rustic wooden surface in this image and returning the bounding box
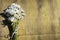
[0,0,60,40]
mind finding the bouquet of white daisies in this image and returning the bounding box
[4,3,25,40]
[4,3,25,23]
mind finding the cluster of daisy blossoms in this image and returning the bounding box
[4,3,25,23]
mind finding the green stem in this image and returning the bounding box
[11,21,19,40]
[12,33,18,40]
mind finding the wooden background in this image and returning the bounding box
[0,0,60,40]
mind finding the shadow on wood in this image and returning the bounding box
[0,13,14,40]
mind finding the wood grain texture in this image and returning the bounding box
[0,0,60,40]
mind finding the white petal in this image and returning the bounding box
[8,17,14,22]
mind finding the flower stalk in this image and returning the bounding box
[10,21,19,40]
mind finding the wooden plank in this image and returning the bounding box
[0,0,60,40]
